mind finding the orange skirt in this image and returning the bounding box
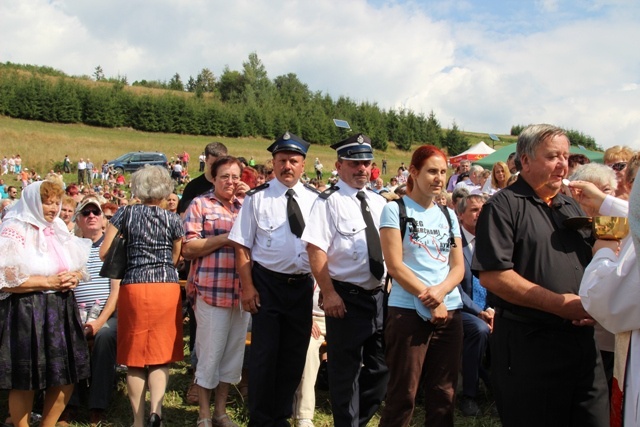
[116,282,184,367]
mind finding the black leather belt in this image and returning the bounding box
[254,262,311,284]
[333,279,383,296]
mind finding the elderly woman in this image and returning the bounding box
[481,161,511,196]
[572,153,640,426]
[100,165,184,427]
[379,145,465,426]
[0,180,91,427]
[183,156,249,427]
[569,163,617,216]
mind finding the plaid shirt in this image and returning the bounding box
[183,190,242,308]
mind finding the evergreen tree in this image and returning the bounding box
[195,68,216,93]
[242,52,273,105]
[169,73,184,91]
[93,65,105,81]
[442,121,469,156]
[565,129,599,151]
[218,67,245,102]
[424,110,442,146]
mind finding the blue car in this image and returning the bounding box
[107,151,168,174]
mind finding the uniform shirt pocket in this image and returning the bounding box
[336,218,367,237]
[257,213,287,233]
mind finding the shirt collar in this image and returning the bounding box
[461,226,475,245]
[269,177,305,196]
[93,233,105,248]
[206,189,241,210]
[510,176,572,207]
[336,179,365,198]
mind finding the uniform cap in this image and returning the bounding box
[330,133,374,160]
[267,131,310,157]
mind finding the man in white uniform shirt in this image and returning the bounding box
[302,134,388,427]
[229,131,319,427]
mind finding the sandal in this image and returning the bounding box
[211,414,239,427]
[196,419,212,427]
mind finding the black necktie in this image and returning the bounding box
[356,191,384,280]
[286,188,305,238]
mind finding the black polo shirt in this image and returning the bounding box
[178,174,212,214]
[471,177,592,322]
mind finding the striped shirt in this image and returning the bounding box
[183,190,241,308]
[110,204,184,285]
[74,235,111,312]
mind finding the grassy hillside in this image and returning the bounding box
[0,116,515,182]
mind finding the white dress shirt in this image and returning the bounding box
[229,178,317,275]
[302,179,386,290]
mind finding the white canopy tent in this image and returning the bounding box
[449,141,496,166]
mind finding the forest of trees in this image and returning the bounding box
[0,56,600,154]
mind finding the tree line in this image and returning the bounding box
[2,55,600,154]
[0,57,476,154]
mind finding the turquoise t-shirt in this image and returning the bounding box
[380,196,463,319]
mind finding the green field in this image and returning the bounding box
[0,115,515,185]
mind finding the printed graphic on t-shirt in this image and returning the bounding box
[407,219,451,262]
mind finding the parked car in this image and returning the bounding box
[107,151,168,174]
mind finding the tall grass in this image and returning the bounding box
[0,116,515,184]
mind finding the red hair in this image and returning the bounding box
[65,184,79,196]
[407,145,447,192]
[241,166,258,189]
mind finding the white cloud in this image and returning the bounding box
[0,0,638,149]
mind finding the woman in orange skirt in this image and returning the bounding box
[101,166,184,427]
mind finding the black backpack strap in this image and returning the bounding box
[394,197,408,240]
[438,204,457,248]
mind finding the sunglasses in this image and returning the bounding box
[610,162,627,172]
[80,209,102,217]
[105,215,113,220]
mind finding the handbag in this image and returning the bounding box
[100,206,130,279]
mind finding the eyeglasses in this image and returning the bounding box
[80,209,102,217]
[217,174,240,182]
[609,162,627,172]
[105,215,113,220]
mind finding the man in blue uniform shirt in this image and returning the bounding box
[302,134,389,427]
[229,131,319,427]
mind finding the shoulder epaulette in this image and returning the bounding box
[245,183,269,197]
[303,182,321,194]
[319,185,340,199]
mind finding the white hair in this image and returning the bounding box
[130,165,174,202]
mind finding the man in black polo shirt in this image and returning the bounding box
[472,124,608,427]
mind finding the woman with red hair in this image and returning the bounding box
[379,145,465,426]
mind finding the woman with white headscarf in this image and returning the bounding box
[0,180,92,427]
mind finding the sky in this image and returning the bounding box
[1,0,639,149]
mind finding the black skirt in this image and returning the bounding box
[0,291,90,390]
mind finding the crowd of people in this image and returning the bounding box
[1,126,640,427]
